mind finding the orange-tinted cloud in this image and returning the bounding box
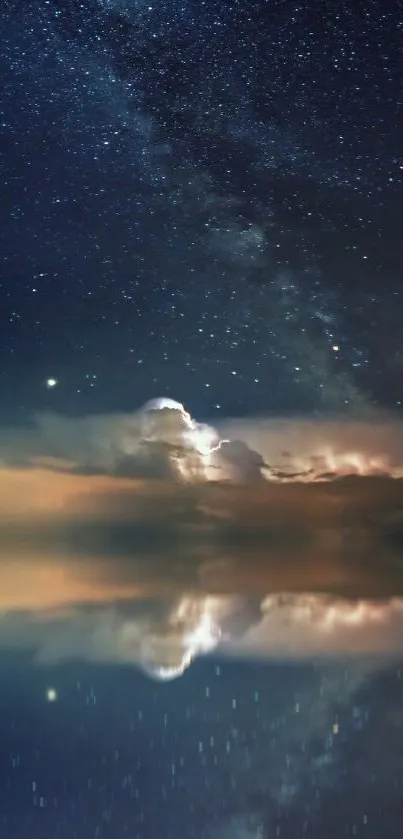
[1,406,403,678]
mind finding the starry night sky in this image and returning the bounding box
[2,0,402,422]
[1,653,403,839]
[2,4,403,838]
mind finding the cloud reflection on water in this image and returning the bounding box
[1,469,403,678]
[1,404,403,679]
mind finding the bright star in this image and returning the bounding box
[46,377,58,388]
[46,688,57,702]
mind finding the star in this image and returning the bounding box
[45,687,58,702]
[45,378,58,388]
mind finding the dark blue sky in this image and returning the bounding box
[1,0,402,422]
[1,652,402,839]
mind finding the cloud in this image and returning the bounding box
[1,400,403,678]
[227,594,403,661]
[1,589,403,682]
[217,413,403,480]
[3,400,403,485]
[0,398,221,480]
[0,594,235,680]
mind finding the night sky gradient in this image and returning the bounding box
[2,3,403,839]
[2,0,402,421]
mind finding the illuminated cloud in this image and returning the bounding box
[0,594,236,680]
[217,414,403,480]
[2,398,403,485]
[0,399,403,678]
[1,590,403,680]
[0,397,225,482]
[228,594,403,661]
